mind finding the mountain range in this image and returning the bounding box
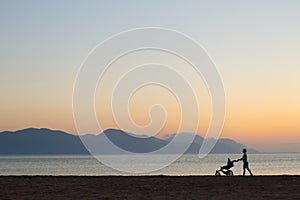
[0,128,258,155]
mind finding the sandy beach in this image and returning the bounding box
[0,176,299,199]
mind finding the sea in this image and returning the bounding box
[0,153,299,176]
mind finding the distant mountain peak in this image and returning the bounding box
[0,128,259,154]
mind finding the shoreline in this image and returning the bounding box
[0,174,299,177]
[1,176,299,199]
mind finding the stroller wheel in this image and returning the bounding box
[215,171,221,176]
[227,170,234,176]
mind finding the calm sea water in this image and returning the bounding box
[0,154,299,176]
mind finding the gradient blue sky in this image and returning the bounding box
[1,0,300,151]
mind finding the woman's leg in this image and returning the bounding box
[246,167,253,176]
[243,166,246,176]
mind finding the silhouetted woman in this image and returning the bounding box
[238,148,253,176]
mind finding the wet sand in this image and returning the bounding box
[0,176,299,199]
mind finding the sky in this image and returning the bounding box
[0,0,300,152]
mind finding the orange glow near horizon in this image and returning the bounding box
[1,75,299,145]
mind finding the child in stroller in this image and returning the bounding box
[215,158,238,176]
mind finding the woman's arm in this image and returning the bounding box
[237,154,245,162]
[240,154,246,161]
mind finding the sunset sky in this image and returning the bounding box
[1,0,299,152]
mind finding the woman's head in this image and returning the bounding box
[243,148,247,153]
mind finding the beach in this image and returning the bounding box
[0,176,299,199]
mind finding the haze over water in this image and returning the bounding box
[0,154,299,176]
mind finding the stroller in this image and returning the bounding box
[215,158,238,176]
